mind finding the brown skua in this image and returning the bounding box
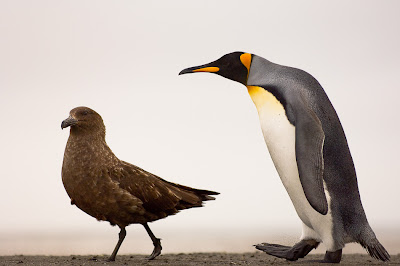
[61,106,219,261]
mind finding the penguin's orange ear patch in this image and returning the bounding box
[240,53,252,73]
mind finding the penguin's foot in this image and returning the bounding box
[255,239,319,261]
[322,249,342,263]
[147,238,162,260]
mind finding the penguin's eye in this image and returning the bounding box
[81,111,89,116]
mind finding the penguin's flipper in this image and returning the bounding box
[294,97,328,215]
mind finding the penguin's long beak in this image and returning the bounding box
[179,63,220,75]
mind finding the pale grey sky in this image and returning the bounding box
[0,0,399,256]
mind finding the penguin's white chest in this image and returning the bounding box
[247,86,334,246]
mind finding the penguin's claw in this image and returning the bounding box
[255,243,295,260]
[255,240,319,261]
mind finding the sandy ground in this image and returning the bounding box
[1,253,399,266]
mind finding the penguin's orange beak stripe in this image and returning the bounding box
[192,67,220,73]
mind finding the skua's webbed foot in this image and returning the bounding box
[148,237,162,260]
[143,223,162,260]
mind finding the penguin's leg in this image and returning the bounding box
[255,239,319,261]
[323,249,342,263]
[108,226,126,261]
[142,223,162,260]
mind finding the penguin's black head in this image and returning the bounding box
[179,52,252,85]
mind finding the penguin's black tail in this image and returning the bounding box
[361,238,390,261]
[359,229,390,261]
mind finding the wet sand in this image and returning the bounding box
[1,253,399,265]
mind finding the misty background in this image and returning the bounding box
[1,0,399,256]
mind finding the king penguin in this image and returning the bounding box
[179,52,390,263]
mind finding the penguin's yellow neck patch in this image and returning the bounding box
[247,86,284,112]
